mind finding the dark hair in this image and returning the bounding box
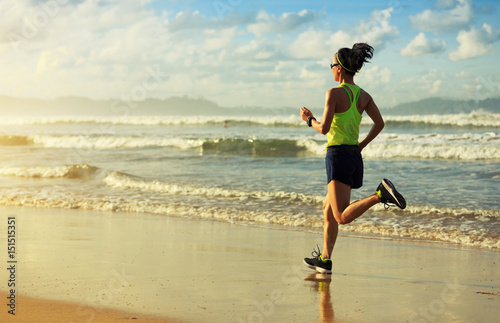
[336,43,374,76]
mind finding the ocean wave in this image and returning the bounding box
[362,143,500,160]
[0,134,203,150]
[342,214,500,250]
[103,171,324,205]
[198,134,500,160]
[103,171,500,219]
[201,138,312,156]
[0,135,34,146]
[1,111,499,128]
[384,111,500,128]
[1,133,499,160]
[0,164,100,179]
[0,165,498,249]
[0,115,304,127]
[0,187,497,250]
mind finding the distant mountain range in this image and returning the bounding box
[0,95,498,116]
[383,97,500,115]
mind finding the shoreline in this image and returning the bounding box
[0,291,185,323]
[1,205,499,322]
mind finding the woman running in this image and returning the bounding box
[301,43,406,274]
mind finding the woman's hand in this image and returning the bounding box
[300,107,313,121]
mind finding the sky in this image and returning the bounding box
[0,0,499,110]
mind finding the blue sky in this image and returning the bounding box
[1,0,499,110]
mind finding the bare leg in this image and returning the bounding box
[322,194,338,259]
[328,180,380,225]
[321,180,380,259]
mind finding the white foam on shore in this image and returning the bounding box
[0,188,498,250]
[0,164,99,179]
[103,171,500,218]
[1,166,498,221]
[1,132,498,160]
[103,171,324,205]
[384,111,500,128]
[1,111,499,127]
[29,135,203,150]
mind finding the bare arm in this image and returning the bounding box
[300,89,335,135]
[358,94,384,151]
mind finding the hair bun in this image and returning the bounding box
[337,43,374,75]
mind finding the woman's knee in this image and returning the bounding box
[335,215,349,225]
[323,196,347,224]
[330,209,348,224]
[323,199,337,223]
[327,180,351,224]
[324,207,344,225]
[322,200,329,214]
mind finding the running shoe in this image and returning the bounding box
[303,246,332,274]
[377,178,406,209]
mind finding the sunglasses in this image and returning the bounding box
[330,63,340,69]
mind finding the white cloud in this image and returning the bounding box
[233,36,284,62]
[203,27,239,51]
[400,32,446,57]
[434,0,458,9]
[289,7,398,59]
[463,76,499,101]
[430,80,442,94]
[449,23,500,61]
[0,1,496,109]
[409,0,473,34]
[0,2,403,108]
[357,65,392,84]
[36,47,73,74]
[247,9,317,36]
[356,8,399,48]
[400,68,446,96]
[168,10,207,31]
[289,30,331,59]
[454,70,471,78]
[2,1,172,99]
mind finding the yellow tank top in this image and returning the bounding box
[326,83,362,147]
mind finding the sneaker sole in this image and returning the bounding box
[382,179,406,209]
[303,259,332,274]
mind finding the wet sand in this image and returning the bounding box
[0,290,184,322]
[0,206,499,322]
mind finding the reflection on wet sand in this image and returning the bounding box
[305,273,334,322]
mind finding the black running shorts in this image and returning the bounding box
[325,145,363,189]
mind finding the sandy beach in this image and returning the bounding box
[0,290,183,322]
[1,205,499,322]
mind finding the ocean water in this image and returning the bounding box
[0,111,499,250]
